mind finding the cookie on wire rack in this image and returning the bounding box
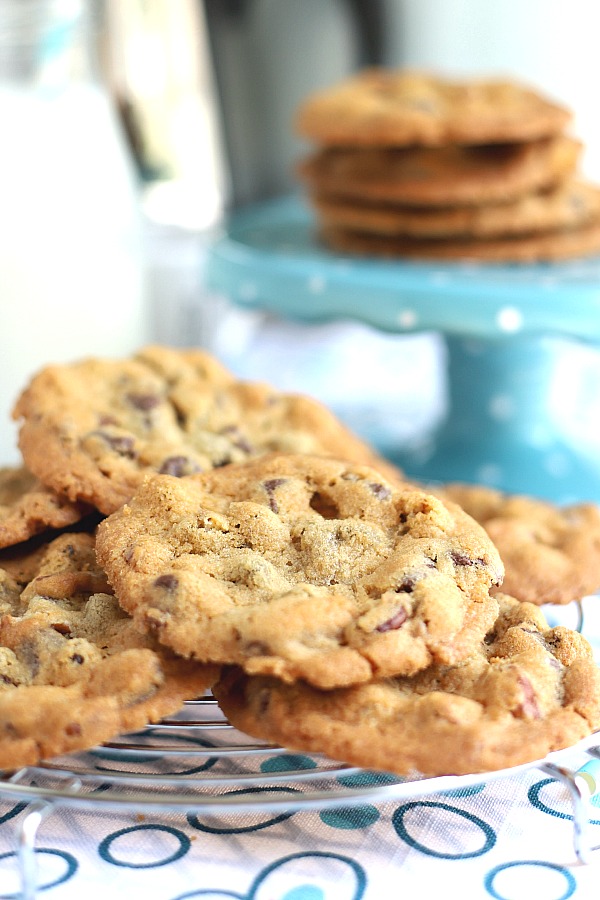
[13,345,402,516]
[0,465,92,549]
[96,453,502,689]
[431,482,600,606]
[214,595,600,777]
[0,531,218,770]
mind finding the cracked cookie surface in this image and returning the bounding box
[13,346,401,515]
[96,454,503,689]
[0,531,217,769]
[432,483,600,606]
[214,595,600,776]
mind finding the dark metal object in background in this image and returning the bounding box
[202,0,385,208]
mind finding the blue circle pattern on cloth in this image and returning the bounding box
[98,824,191,869]
[187,786,304,834]
[0,848,78,898]
[169,851,367,900]
[484,861,577,900]
[1,765,591,896]
[392,801,496,859]
[528,778,600,825]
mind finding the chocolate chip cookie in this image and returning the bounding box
[0,532,217,770]
[310,180,600,240]
[433,483,600,606]
[214,595,600,776]
[96,454,502,689]
[295,69,572,147]
[13,345,401,515]
[298,136,580,208]
[0,465,91,549]
[320,218,600,262]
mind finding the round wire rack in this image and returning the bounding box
[1,601,600,898]
[2,694,600,900]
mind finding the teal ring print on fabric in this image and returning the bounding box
[187,786,304,834]
[260,754,317,773]
[0,848,78,899]
[90,729,218,775]
[484,860,576,900]
[0,801,28,826]
[98,824,191,868]
[320,805,380,830]
[169,851,367,900]
[528,778,600,824]
[441,783,486,799]
[392,800,496,858]
[336,771,399,787]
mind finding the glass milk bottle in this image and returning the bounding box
[0,0,149,463]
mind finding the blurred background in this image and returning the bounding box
[1,0,600,467]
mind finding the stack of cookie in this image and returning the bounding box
[1,344,600,776]
[295,69,600,262]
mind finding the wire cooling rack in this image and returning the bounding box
[2,694,600,900]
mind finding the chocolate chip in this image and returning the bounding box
[516,674,541,719]
[263,478,286,513]
[450,551,486,567]
[71,654,84,664]
[159,456,201,477]
[369,482,391,500]
[394,576,416,594]
[52,623,72,636]
[154,574,178,591]
[376,608,407,633]
[220,426,254,454]
[127,392,160,411]
[0,674,17,686]
[88,431,137,458]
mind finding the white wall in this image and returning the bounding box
[386,0,600,178]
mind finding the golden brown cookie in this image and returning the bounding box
[13,345,401,516]
[0,465,91,549]
[432,483,600,606]
[310,180,600,240]
[320,218,600,262]
[0,532,217,770]
[298,136,580,207]
[295,69,572,147]
[214,595,600,776]
[96,454,502,689]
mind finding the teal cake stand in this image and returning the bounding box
[205,195,600,503]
